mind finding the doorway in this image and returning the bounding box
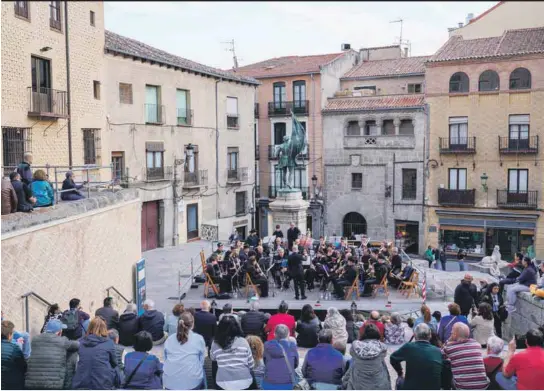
[236,226,247,241]
[141,201,159,252]
[187,203,199,240]
[342,212,367,237]
[395,220,419,254]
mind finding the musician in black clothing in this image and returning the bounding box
[239,244,250,263]
[287,222,301,250]
[332,257,357,298]
[206,257,232,293]
[390,247,403,274]
[362,255,389,296]
[272,224,284,239]
[215,242,225,258]
[272,236,284,253]
[288,245,307,300]
[246,256,268,297]
[272,248,287,288]
[360,248,372,270]
[314,236,326,254]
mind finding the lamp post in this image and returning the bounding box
[311,174,318,197]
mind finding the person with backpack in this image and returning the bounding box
[61,298,90,340]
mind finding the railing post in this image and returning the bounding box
[25,296,29,333]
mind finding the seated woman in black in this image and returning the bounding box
[296,304,321,348]
[61,171,86,201]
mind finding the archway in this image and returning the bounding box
[343,212,367,237]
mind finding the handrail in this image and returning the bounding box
[21,291,52,333]
[105,286,132,304]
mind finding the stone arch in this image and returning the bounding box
[342,212,367,236]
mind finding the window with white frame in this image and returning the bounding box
[227,97,238,128]
[449,168,467,190]
[449,117,468,146]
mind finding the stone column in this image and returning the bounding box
[358,120,365,136]
[393,118,401,135]
[376,118,383,136]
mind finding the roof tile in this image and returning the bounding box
[323,94,425,112]
[342,56,430,79]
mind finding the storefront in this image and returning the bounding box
[395,220,419,254]
[436,210,538,261]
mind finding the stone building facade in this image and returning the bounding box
[425,27,544,260]
[323,47,428,254]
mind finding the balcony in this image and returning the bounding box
[183,170,208,189]
[268,186,309,200]
[254,103,259,119]
[226,167,248,184]
[267,100,309,117]
[439,137,476,154]
[498,136,539,154]
[145,104,165,124]
[143,166,172,182]
[497,190,538,209]
[227,114,239,129]
[268,144,309,160]
[177,108,193,126]
[343,135,415,149]
[438,188,476,206]
[27,87,68,119]
[255,145,260,160]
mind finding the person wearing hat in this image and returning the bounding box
[215,242,225,259]
[61,171,86,201]
[246,229,260,248]
[25,319,80,389]
[454,274,479,317]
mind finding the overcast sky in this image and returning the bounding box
[104,1,498,70]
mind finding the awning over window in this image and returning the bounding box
[146,142,164,152]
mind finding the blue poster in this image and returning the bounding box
[135,259,146,315]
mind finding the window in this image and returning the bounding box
[364,120,378,136]
[509,68,531,90]
[227,147,239,180]
[49,1,61,31]
[449,168,467,190]
[407,83,422,93]
[2,127,32,167]
[145,142,164,180]
[227,97,238,128]
[346,121,360,136]
[402,169,417,199]
[354,86,376,93]
[93,81,100,100]
[478,70,500,91]
[90,10,95,26]
[383,120,395,135]
[274,123,286,144]
[399,119,414,135]
[236,191,247,216]
[293,80,306,109]
[119,83,133,104]
[82,128,99,165]
[449,72,469,93]
[351,173,362,190]
[273,82,286,109]
[145,85,161,124]
[111,151,125,181]
[14,1,29,19]
[176,89,191,126]
[30,56,52,112]
[449,117,468,146]
[509,114,529,141]
[508,169,528,193]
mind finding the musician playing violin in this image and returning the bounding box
[246,256,269,297]
[206,256,232,293]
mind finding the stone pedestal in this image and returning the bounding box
[269,189,309,238]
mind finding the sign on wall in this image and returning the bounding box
[134,259,146,315]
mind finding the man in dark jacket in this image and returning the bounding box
[1,176,18,215]
[193,300,217,351]
[25,319,79,389]
[118,303,139,347]
[241,299,268,340]
[288,244,306,300]
[16,152,33,185]
[246,229,259,248]
[95,297,119,330]
[61,298,91,341]
[61,171,86,201]
[9,172,35,212]
[138,299,165,344]
[1,320,27,390]
[302,329,345,387]
[454,274,479,317]
[287,222,301,250]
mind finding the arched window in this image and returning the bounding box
[509,68,531,90]
[399,119,414,135]
[478,70,500,91]
[343,212,367,236]
[346,120,360,136]
[449,72,469,93]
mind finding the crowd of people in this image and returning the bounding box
[1,153,87,215]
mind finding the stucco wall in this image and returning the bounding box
[341,75,425,96]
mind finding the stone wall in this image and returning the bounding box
[1,190,141,335]
[503,292,544,340]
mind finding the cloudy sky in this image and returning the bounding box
[105,1,498,70]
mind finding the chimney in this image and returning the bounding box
[341,43,351,51]
[465,13,474,25]
[403,47,409,58]
[458,22,464,28]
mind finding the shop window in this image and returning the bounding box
[442,229,484,255]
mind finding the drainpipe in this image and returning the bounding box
[215,79,221,237]
[64,1,73,167]
[422,103,430,253]
[311,73,316,179]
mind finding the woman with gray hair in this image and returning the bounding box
[384,312,405,345]
[262,324,299,389]
[483,336,504,389]
[118,303,139,347]
[323,307,348,346]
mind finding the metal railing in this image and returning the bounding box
[183,170,208,187]
[439,137,476,154]
[268,185,309,200]
[268,100,309,116]
[21,292,52,333]
[144,166,172,181]
[268,144,309,160]
[226,167,248,183]
[402,185,417,200]
[227,114,239,129]
[497,190,538,209]
[28,87,68,118]
[144,104,165,124]
[498,136,539,154]
[105,286,132,304]
[176,108,193,126]
[438,188,476,206]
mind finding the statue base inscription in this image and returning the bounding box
[269,189,309,238]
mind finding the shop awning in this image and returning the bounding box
[441,225,485,233]
[438,217,536,230]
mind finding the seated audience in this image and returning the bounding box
[432,310,442,325]
[437,303,468,343]
[211,316,255,390]
[193,300,217,351]
[390,323,444,390]
[241,299,268,340]
[164,303,184,336]
[30,169,54,207]
[118,303,139,347]
[506,257,537,313]
[61,298,91,341]
[296,304,321,348]
[108,329,125,372]
[413,304,438,332]
[123,331,163,390]
[359,310,385,341]
[263,324,299,390]
[61,171,86,201]
[339,309,358,344]
[17,152,34,185]
[323,307,348,346]
[218,303,240,324]
[497,328,544,390]
[138,299,166,345]
[1,320,27,390]
[163,311,206,390]
[484,336,504,390]
[95,297,120,330]
[246,335,265,389]
[302,329,345,389]
[10,172,35,212]
[470,302,496,347]
[40,303,62,333]
[265,301,295,341]
[442,323,489,390]
[71,317,118,389]
[342,323,391,390]
[1,176,17,215]
[384,312,405,345]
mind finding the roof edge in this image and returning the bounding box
[322,105,425,114]
[341,72,425,81]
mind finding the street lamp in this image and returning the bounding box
[311,174,318,197]
[480,173,488,192]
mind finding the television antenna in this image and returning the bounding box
[222,39,239,69]
[390,18,411,56]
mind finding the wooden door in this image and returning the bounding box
[141,201,159,252]
[187,203,199,240]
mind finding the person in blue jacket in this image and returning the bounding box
[30,169,55,207]
[1,320,27,390]
[302,329,345,389]
[123,331,163,390]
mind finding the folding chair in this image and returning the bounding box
[244,273,260,298]
[344,271,360,301]
[400,271,419,299]
[372,274,389,298]
[201,250,220,298]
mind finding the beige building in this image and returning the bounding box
[104,31,259,248]
[425,27,544,260]
[1,1,108,179]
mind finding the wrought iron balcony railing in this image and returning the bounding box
[177,108,193,126]
[183,170,208,188]
[226,167,248,184]
[267,100,309,117]
[144,166,172,181]
[439,137,476,154]
[498,136,538,154]
[438,188,476,206]
[28,87,68,118]
[496,190,538,209]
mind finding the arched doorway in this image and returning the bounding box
[343,212,367,236]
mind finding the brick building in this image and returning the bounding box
[322,46,429,253]
[233,47,358,238]
[424,27,544,260]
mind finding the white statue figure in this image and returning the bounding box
[481,245,501,277]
